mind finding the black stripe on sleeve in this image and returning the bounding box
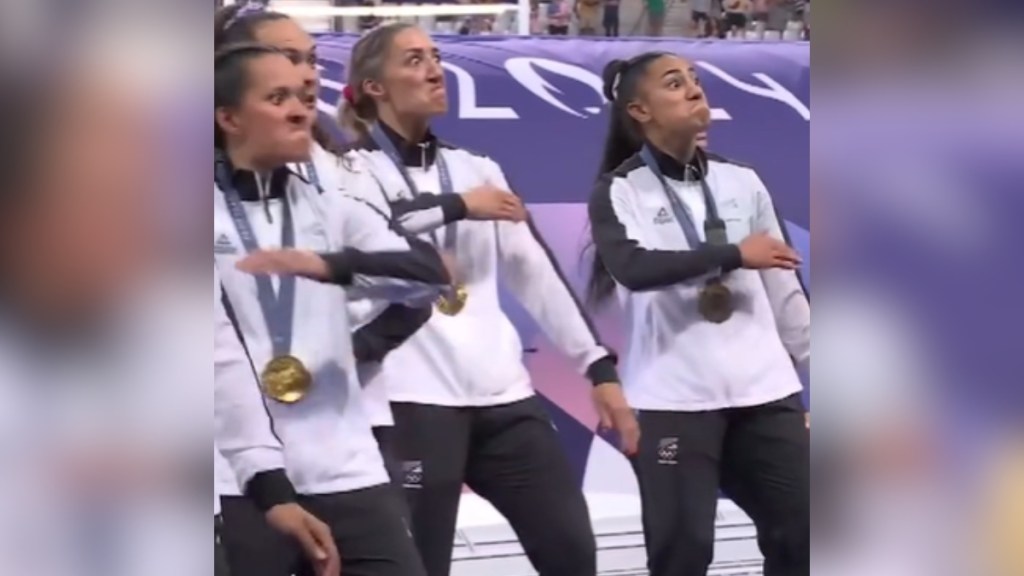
[391,194,468,224]
[318,194,451,287]
[219,287,282,445]
[219,287,299,510]
[246,469,298,512]
[498,168,618,379]
[589,173,743,292]
[522,215,611,353]
[352,304,433,363]
[770,203,810,301]
[340,194,445,256]
[320,245,449,287]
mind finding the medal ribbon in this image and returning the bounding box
[369,123,459,256]
[215,151,298,359]
[639,145,727,249]
[302,159,321,192]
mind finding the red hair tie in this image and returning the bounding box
[342,85,355,105]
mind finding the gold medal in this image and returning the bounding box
[698,280,734,324]
[435,284,468,316]
[260,355,313,403]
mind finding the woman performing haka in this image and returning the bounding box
[332,23,636,576]
[214,2,443,492]
[214,41,450,576]
[215,265,339,576]
[587,52,810,576]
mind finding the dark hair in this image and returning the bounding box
[214,4,344,155]
[585,53,668,307]
[214,4,289,51]
[214,43,286,150]
[337,23,418,141]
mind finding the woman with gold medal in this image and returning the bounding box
[216,267,341,576]
[316,24,637,576]
[586,52,810,576]
[213,39,450,576]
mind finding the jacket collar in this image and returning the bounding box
[214,151,293,202]
[229,168,291,202]
[362,121,439,168]
[646,143,710,182]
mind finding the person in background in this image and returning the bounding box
[530,0,545,34]
[645,0,666,36]
[800,0,810,40]
[548,0,572,35]
[358,0,383,33]
[689,0,712,37]
[586,52,810,576]
[602,0,620,36]
[575,0,602,35]
[750,0,770,31]
[214,40,447,576]
[334,23,636,576]
[723,0,750,36]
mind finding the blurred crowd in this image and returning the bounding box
[213,0,809,39]
[532,0,809,39]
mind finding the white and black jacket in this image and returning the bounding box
[343,122,618,407]
[308,144,436,428]
[347,297,431,427]
[214,265,296,514]
[213,146,450,497]
[589,147,810,411]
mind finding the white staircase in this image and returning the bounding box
[616,0,695,38]
[662,0,692,37]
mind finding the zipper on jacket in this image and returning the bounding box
[256,173,273,223]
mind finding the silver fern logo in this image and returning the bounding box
[504,57,606,118]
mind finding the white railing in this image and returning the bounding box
[225,0,530,35]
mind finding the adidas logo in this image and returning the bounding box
[653,207,673,225]
[214,233,238,255]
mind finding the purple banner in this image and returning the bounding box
[315,36,809,222]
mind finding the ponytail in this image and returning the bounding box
[335,23,417,144]
[337,94,375,142]
[584,53,667,308]
[596,59,644,181]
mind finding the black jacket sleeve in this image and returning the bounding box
[326,194,451,303]
[588,174,743,292]
[319,240,451,288]
[352,303,433,363]
[390,194,469,236]
[246,470,298,512]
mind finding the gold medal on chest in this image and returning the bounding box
[698,279,734,324]
[260,355,313,403]
[435,284,468,316]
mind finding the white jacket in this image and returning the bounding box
[213,146,448,496]
[343,123,618,408]
[589,147,810,411]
